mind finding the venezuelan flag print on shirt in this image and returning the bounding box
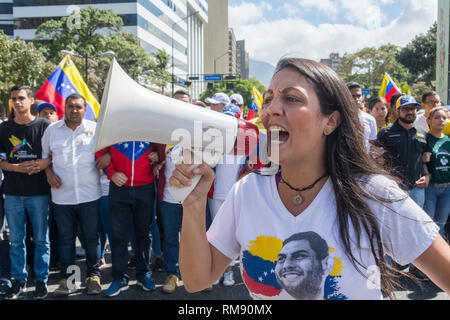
[35,55,100,121]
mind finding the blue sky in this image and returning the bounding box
[229,0,404,26]
[228,0,437,66]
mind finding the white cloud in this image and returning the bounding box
[228,1,271,26]
[297,0,340,19]
[229,0,438,66]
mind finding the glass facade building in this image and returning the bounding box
[5,0,208,98]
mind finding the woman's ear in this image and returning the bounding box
[324,111,341,136]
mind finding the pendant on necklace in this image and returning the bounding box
[293,194,303,205]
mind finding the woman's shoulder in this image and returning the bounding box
[233,172,273,193]
[358,174,407,202]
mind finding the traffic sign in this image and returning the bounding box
[204,75,223,82]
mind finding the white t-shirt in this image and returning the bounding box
[206,173,438,300]
[359,111,378,153]
[100,173,110,197]
[414,111,429,133]
[163,145,184,204]
[211,154,246,200]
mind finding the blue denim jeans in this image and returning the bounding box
[4,195,50,283]
[424,186,450,238]
[409,187,425,209]
[160,201,182,277]
[53,199,101,279]
[109,183,155,283]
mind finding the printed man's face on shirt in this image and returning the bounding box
[275,239,332,300]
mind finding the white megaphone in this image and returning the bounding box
[94,58,276,203]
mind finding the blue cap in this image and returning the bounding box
[396,95,421,109]
[37,102,56,113]
[223,104,241,118]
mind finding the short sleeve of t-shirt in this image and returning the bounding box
[206,180,242,260]
[362,175,439,266]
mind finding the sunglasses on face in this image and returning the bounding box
[399,106,418,113]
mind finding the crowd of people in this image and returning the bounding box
[0,84,248,300]
[0,59,449,300]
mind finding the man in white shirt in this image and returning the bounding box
[205,92,246,287]
[347,82,377,153]
[414,91,442,133]
[41,94,102,296]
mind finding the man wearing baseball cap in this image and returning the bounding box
[230,93,244,119]
[205,93,230,113]
[377,95,430,209]
[37,103,58,123]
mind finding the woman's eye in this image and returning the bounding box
[263,97,273,105]
[286,96,300,103]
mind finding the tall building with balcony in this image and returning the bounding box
[0,0,14,36]
[227,27,236,76]
[320,53,343,73]
[236,39,249,80]
[4,0,207,99]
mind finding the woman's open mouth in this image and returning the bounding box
[269,125,290,145]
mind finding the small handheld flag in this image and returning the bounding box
[35,55,100,120]
[247,87,264,121]
[379,73,401,104]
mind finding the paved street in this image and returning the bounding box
[10,250,449,301]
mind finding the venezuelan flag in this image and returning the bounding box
[35,55,100,120]
[378,73,401,104]
[246,87,264,121]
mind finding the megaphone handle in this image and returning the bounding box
[168,167,202,204]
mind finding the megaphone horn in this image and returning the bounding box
[94,58,263,203]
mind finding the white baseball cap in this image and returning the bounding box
[205,92,230,105]
[230,93,244,106]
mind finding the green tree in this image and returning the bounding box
[397,22,437,86]
[199,77,266,116]
[150,49,171,95]
[0,31,54,116]
[339,44,409,90]
[34,6,154,98]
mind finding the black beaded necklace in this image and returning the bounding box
[278,171,328,205]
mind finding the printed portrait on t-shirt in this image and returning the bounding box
[241,232,348,300]
[274,232,335,300]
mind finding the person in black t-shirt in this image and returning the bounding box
[0,85,51,300]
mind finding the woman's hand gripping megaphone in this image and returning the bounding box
[168,149,215,207]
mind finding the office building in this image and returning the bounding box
[2,0,208,98]
[236,39,249,80]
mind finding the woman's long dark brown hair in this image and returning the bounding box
[273,58,407,299]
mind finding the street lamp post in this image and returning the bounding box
[171,10,199,96]
[60,50,115,82]
[214,51,231,75]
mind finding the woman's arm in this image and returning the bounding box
[413,235,450,294]
[170,162,232,292]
